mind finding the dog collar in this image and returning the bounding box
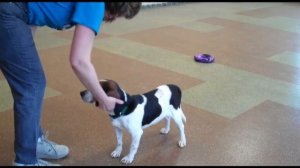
[109,105,129,119]
[119,105,129,116]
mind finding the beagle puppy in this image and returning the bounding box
[80,79,187,164]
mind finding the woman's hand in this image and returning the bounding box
[96,96,124,113]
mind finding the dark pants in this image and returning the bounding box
[0,2,45,164]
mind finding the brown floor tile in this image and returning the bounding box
[120,18,300,84]
[208,100,300,166]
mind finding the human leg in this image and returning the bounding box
[0,2,46,164]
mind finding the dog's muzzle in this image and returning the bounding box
[80,90,95,103]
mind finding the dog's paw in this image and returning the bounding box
[160,128,169,134]
[121,156,134,164]
[111,150,122,158]
[178,140,186,148]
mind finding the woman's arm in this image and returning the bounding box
[69,24,123,112]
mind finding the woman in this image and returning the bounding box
[0,2,141,166]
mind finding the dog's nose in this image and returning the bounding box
[80,90,95,103]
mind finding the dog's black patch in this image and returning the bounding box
[167,84,181,109]
[141,89,162,126]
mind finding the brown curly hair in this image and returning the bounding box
[104,2,142,22]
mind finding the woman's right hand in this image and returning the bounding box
[97,96,124,114]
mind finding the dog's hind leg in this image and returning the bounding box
[121,128,143,164]
[111,127,123,158]
[172,107,187,148]
[160,116,171,134]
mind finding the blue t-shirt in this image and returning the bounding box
[27,2,105,35]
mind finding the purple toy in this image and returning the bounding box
[194,53,215,63]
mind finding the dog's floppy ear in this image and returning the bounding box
[99,79,121,99]
[100,80,110,93]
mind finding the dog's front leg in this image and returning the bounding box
[121,128,143,164]
[111,127,123,158]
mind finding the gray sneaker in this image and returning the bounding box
[13,159,61,166]
[37,134,69,160]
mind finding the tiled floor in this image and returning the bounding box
[1,2,300,166]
